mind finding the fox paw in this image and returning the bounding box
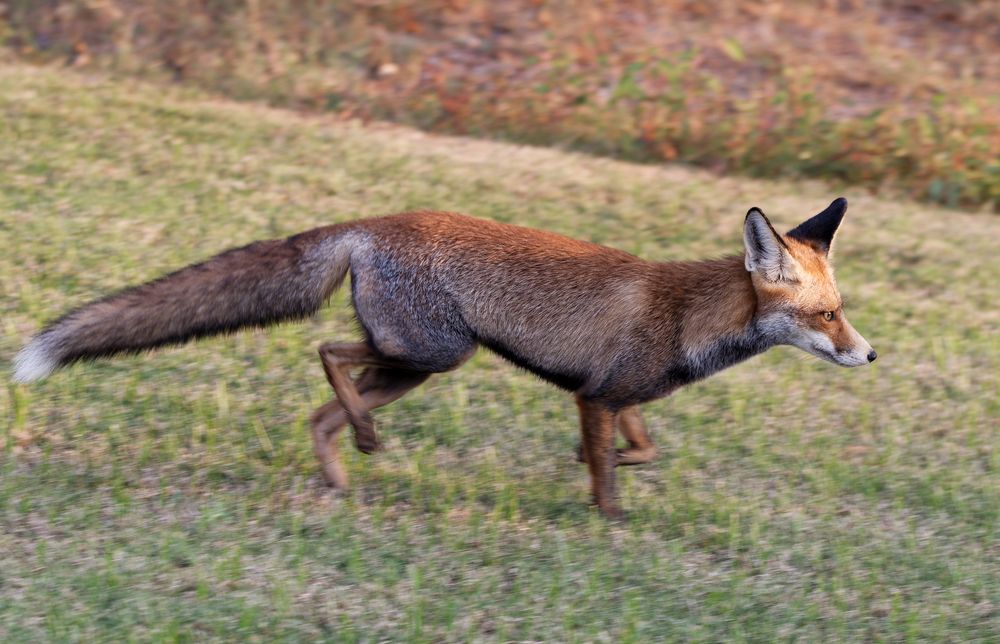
[615,445,657,466]
[351,414,382,454]
[593,500,626,521]
[575,443,657,467]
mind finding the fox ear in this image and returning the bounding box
[744,207,798,282]
[786,197,847,254]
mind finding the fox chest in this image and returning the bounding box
[593,331,771,407]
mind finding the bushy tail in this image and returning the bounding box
[13,224,359,382]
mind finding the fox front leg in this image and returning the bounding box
[576,397,623,519]
[575,405,657,467]
[615,406,657,465]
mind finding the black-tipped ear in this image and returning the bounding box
[744,206,797,282]
[787,197,847,254]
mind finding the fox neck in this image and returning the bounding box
[672,255,774,381]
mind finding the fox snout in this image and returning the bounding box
[836,317,876,367]
[819,319,876,368]
[807,337,875,368]
[837,348,877,367]
[832,342,877,368]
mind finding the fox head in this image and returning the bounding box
[743,198,876,367]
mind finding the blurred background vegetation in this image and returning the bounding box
[2,0,998,211]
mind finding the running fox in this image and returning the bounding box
[13,198,875,518]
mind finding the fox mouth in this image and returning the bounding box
[810,345,840,364]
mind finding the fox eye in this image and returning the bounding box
[822,311,836,322]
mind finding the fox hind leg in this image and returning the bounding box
[311,366,385,488]
[311,366,430,488]
[310,399,350,489]
[317,341,402,454]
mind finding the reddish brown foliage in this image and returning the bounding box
[4,0,998,209]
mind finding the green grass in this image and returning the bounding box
[1,64,998,641]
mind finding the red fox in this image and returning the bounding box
[13,198,874,518]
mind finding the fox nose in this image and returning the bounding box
[867,350,877,363]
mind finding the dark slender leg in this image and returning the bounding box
[576,396,622,519]
[317,341,407,453]
[311,366,429,488]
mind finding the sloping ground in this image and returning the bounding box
[1,64,997,640]
[4,0,999,210]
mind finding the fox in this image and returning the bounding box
[13,197,875,518]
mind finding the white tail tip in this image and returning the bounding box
[12,337,58,383]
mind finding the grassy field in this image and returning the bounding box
[1,64,998,641]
